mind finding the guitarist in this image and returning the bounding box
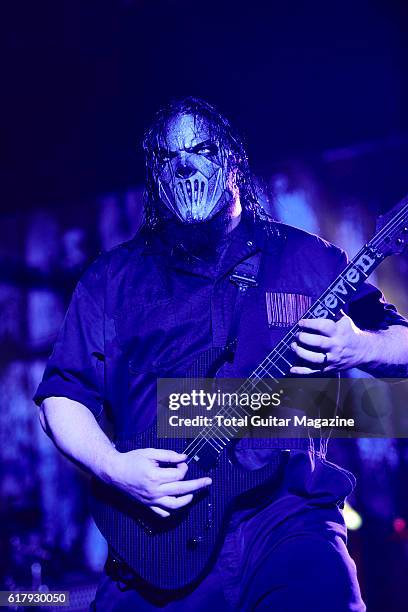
[34,97,408,611]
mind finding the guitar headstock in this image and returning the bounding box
[375,194,408,257]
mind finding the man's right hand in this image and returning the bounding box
[103,447,212,517]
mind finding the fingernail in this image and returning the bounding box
[206,478,212,485]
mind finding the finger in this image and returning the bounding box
[151,505,170,518]
[159,477,212,496]
[155,463,188,483]
[154,494,194,510]
[140,448,187,463]
[297,331,331,350]
[291,342,325,364]
[298,319,336,336]
[290,366,321,375]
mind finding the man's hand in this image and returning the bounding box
[289,314,365,375]
[103,447,212,518]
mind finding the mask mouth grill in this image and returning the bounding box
[176,175,208,217]
[158,166,224,222]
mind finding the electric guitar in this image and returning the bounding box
[90,195,408,593]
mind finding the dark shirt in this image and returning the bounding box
[34,215,408,436]
[34,215,407,606]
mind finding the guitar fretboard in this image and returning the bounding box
[183,197,408,462]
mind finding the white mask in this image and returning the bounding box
[154,113,232,223]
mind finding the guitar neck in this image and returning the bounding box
[250,243,384,382]
[184,200,408,463]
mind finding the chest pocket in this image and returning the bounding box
[113,295,211,375]
[265,292,314,328]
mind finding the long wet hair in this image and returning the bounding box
[142,96,270,230]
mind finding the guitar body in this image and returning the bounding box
[90,423,283,593]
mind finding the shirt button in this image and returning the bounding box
[247,240,253,247]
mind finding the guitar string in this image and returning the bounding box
[180,203,408,459]
[180,251,373,454]
[182,211,408,459]
[183,259,374,455]
[181,268,397,453]
[180,339,299,455]
[371,200,408,248]
[181,248,373,457]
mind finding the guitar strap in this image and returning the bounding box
[223,251,262,363]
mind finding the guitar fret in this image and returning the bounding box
[185,228,408,460]
[248,375,275,394]
[357,268,368,278]
[342,278,357,291]
[316,299,336,317]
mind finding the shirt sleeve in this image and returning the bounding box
[344,281,408,331]
[333,248,408,331]
[33,255,106,419]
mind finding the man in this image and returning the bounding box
[34,97,408,610]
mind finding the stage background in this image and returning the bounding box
[1,2,408,610]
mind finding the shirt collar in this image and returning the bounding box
[141,213,283,279]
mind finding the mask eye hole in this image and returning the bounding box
[156,148,176,164]
[192,142,219,156]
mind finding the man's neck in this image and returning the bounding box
[156,197,243,260]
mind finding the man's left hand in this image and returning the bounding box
[290,314,365,375]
